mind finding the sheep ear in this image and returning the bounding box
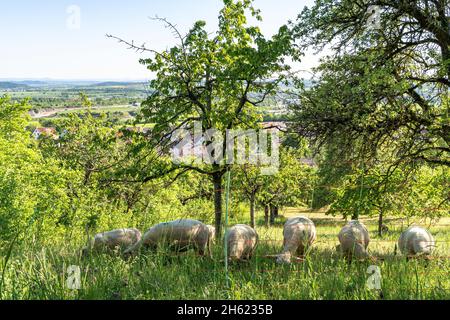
[293,257,305,263]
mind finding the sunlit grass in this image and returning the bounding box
[0,209,448,300]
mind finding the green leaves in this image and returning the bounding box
[134,0,298,233]
[329,163,450,220]
[0,96,71,245]
[139,0,295,158]
[291,0,449,168]
[235,145,316,208]
[0,95,32,140]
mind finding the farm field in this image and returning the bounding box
[1,81,148,116]
[1,208,448,300]
[30,104,139,120]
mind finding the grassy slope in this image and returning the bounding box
[1,209,449,300]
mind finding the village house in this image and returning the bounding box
[32,127,58,140]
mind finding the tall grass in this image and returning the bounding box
[1,211,449,300]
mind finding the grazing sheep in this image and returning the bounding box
[398,226,435,257]
[124,219,213,257]
[206,225,216,244]
[226,224,258,262]
[337,220,370,261]
[267,216,317,264]
[82,228,141,256]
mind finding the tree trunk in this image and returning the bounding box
[270,205,276,225]
[274,206,279,218]
[264,205,269,227]
[250,193,256,229]
[378,209,383,237]
[212,172,223,241]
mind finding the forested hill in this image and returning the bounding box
[91,81,147,87]
[0,82,30,89]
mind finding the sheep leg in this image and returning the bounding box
[296,245,305,257]
[193,239,209,257]
[353,243,368,261]
[197,247,206,257]
[207,237,213,258]
[245,251,253,261]
[344,250,353,264]
[123,240,143,257]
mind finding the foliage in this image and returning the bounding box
[330,163,449,221]
[109,0,298,236]
[313,136,449,221]
[0,95,70,245]
[38,94,178,235]
[290,0,449,167]
[257,147,316,209]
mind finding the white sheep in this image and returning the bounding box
[398,226,435,257]
[124,219,213,257]
[267,216,316,264]
[82,228,142,256]
[206,225,216,244]
[226,224,258,262]
[337,220,370,261]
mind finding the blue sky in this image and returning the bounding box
[0,0,320,80]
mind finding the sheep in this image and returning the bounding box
[398,226,435,258]
[337,220,370,261]
[266,216,316,264]
[82,228,141,256]
[206,225,216,244]
[124,219,213,257]
[226,224,258,262]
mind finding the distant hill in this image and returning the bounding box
[92,81,147,87]
[15,80,48,86]
[0,82,30,89]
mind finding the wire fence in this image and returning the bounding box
[255,239,450,243]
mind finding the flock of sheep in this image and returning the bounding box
[82,217,436,263]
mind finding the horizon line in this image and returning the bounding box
[0,77,152,82]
